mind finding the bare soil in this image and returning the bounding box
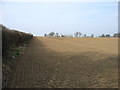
[8,37,118,88]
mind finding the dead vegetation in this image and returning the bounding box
[2,25,33,56]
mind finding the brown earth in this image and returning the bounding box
[9,37,118,88]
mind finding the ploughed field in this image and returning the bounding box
[10,37,118,88]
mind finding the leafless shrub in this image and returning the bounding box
[2,25,33,56]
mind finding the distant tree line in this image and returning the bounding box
[44,32,83,37]
[44,32,73,37]
[112,33,120,37]
[99,33,120,37]
[44,32,120,38]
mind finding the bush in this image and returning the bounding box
[2,25,33,56]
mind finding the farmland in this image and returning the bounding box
[6,37,118,88]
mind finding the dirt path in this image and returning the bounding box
[10,37,118,88]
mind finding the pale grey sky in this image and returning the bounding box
[1,2,118,36]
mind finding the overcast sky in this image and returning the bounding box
[0,1,118,36]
